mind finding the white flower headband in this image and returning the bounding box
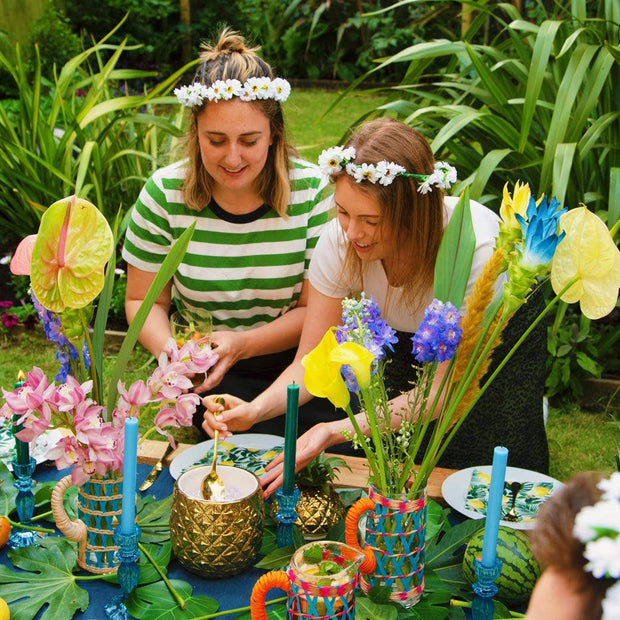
[317,145,457,194]
[174,77,291,107]
[573,472,620,620]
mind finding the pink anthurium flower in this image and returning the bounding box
[30,195,114,313]
[9,234,37,276]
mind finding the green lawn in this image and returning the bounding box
[285,87,389,162]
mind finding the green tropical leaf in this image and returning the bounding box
[104,542,171,586]
[356,596,398,619]
[106,223,196,412]
[136,496,173,544]
[0,464,18,515]
[426,518,484,569]
[0,537,87,620]
[254,545,295,570]
[126,579,218,619]
[434,188,475,309]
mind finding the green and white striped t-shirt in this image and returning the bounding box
[122,157,334,331]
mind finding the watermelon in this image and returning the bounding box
[462,525,541,605]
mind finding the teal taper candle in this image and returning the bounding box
[282,383,299,494]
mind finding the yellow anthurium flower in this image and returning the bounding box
[301,328,375,409]
[30,195,114,313]
[551,206,620,319]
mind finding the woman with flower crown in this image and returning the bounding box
[203,117,550,488]
[122,28,333,433]
[526,471,620,619]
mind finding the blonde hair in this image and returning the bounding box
[333,118,445,316]
[183,28,293,216]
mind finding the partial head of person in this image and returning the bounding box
[317,117,458,311]
[175,28,293,215]
[526,471,620,620]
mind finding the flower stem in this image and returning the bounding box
[6,517,55,533]
[190,596,288,619]
[31,510,53,522]
[138,542,186,609]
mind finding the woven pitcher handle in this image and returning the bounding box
[345,497,376,574]
[51,475,87,547]
[250,570,290,620]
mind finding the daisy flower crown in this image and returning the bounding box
[174,77,291,107]
[317,145,457,194]
[573,472,620,620]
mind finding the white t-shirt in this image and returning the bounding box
[308,195,501,332]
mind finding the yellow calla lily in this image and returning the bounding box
[330,341,374,391]
[302,328,375,409]
[30,195,114,313]
[551,206,620,319]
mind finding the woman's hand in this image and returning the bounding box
[260,423,334,498]
[201,394,262,438]
[196,331,247,392]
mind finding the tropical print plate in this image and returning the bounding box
[465,468,554,523]
[441,465,563,530]
[169,433,284,480]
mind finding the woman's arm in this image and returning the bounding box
[201,283,344,435]
[125,264,172,357]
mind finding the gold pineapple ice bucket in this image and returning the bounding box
[169,465,265,578]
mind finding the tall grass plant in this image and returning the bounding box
[0,19,194,244]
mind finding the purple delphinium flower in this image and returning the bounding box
[335,294,398,393]
[336,294,398,361]
[411,299,462,363]
[31,291,91,378]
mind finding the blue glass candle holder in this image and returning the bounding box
[274,486,300,548]
[7,457,45,549]
[471,556,502,620]
[104,525,141,620]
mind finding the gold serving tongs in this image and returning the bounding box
[201,397,226,500]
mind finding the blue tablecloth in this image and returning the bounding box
[1,463,272,620]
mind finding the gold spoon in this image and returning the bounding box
[504,481,522,522]
[201,398,226,500]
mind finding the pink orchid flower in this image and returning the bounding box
[172,393,201,427]
[15,405,52,443]
[117,379,151,410]
[53,376,93,411]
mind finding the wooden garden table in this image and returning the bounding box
[137,438,455,503]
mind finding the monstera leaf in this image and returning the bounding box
[0,537,88,620]
[126,579,219,619]
[104,542,172,586]
[137,495,173,544]
[30,195,114,313]
[0,464,17,516]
